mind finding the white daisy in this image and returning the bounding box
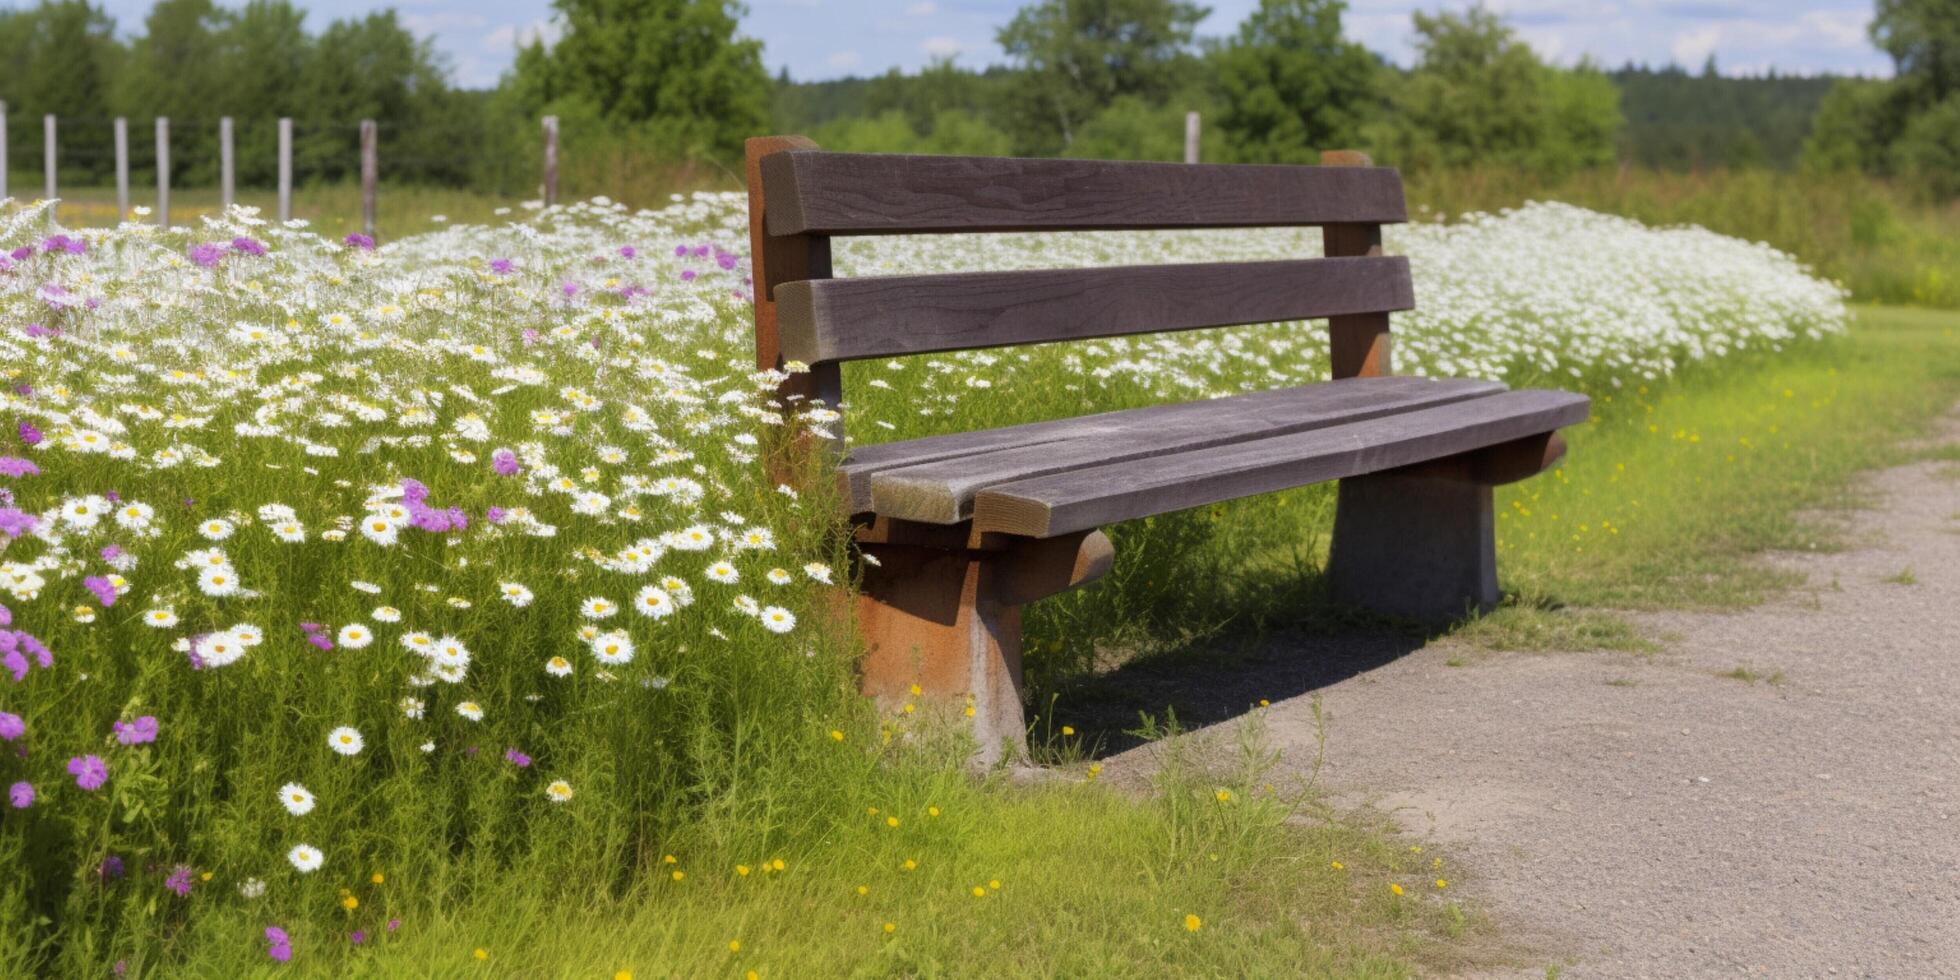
[327,726,364,756]
[500,583,534,607]
[545,780,574,803]
[705,561,739,584]
[456,701,485,721]
[633,585,675,619]
[143,608,179,628]
[336,624,373,649]
[590,630,634,665]
[545,656,573,677]
[765,568,792,585]
[287,844,324,873]
[760,606,797,634]
[278,783,315,816]
[579,596,618,619]
[197,566,241,597]
[372,605,402,623]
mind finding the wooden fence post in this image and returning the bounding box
[114,117,129,222]
[156,117,170,228]
[219,116,235,212]
[42,114,55,202]
[1184,111,1200,164]
[360,119,377,240]
[542,115,559,207]
[277,117,292,222]
[0,102,8,199]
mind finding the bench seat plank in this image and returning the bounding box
[840,376,1498,513]
[865,376,1507,523]
[760,150,1408,236]
[971,389,1592,538]
[777,256,1412,364]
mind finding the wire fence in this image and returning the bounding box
[0,103,560,237]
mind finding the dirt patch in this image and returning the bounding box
[1104,409,1960,977]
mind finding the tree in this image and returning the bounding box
[995,0,1208,152]
[1208,0,1378,163]
[512,0,770,162]
[1871,0,1960,103]
[0,1,123,184]
[1374,8,1621,176]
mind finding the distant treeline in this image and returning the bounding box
[2,0,1955,200]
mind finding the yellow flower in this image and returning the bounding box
[1390,883,1405,896]
[988,879,1000,890]
[927,806,940,817]
[473,948,488,961]
[615,972,633,980]
[1258,698,1270,707]
[728,940,741,953]
[371,872,385,884]
[747,973,759,980]
[883,922,896,934]
[886,816,900,828]
[200,872,213,881]
[1061,726,1075,736]
[971,886,986,898]
[902,703,916,715]
[1330,861,1345,871]
[902,858,917,871]
[963,705,976,717]
[829,729,844,741]
[909,683,922,695]
[1086,764,1102,780]
[1435,879,1448,890]
[737,865,751,876]
[671,870,685,881]
[1214,789,1232,803]
[342,895,359,910]
[663,854,677,864]
[856,885,870,896]
[1184,914,1202,932]
[771,858,785,871]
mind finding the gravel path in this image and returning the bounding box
[1102,409,1960,977]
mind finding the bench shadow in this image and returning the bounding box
[1044,621,1441,759]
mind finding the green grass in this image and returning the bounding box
[72,718,1478,978]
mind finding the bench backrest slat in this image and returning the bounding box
[760,150,1407,236]
[775,256,1413,364]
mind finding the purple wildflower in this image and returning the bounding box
[561,280,579,298]
[99,855,125,881]
[266,925,293,962]
[8,247,30,262]
[490,449,520,476]
[717,251,737,270]
[306,633,334,652]
[22,323,56,338]
[83,575,119,608]
[189,243,224,268]
[100,544,122,561]
[619,245,637,259]
[485,506,507,524]
[0,509,36,539]
[350,930,367,946]
[164,864,194,897]
[67,754,107,790]
[42,234,86,255]
[344,232,375,251]
[680,269,697,282]
[504,748,532,768]
[692,244,710,257]
[401,478,430,505]
[113,716,158,746]
[0,711,22,740]
[5,782,28,808]
[231,237,266,256]
[18,422,42,446]
[387,918,400,932]
[0,457,35,478]
[489,258,514,275]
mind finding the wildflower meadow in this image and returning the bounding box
[0,192,1848,972]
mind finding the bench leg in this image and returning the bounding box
[854,530,1114,766]
[856,546,1028,765]
[1326,457,1499,622]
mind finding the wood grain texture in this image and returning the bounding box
[760,150,1408,236]
[838,376,1493,513]
[865,377,1506,522]
[971,389,1592,538]
[777,256,1413,364]
[1319,149,1393,380]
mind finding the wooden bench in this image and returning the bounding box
[744,135,1589,763]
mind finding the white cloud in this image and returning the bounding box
[1799,9,1867,48]
[921,36,964,58]
[1670,25,1721,64]
[484,19,559,54]
[906,1,938,14]
[826,49,862,70]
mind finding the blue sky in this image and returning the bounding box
[95,0,1895,89]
